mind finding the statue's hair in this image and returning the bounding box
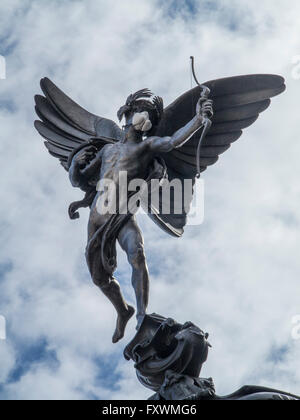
[117,89,164,135]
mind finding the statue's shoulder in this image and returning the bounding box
[101,142,117,154]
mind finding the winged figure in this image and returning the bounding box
[34,72,285,343]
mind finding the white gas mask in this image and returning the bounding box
[132,111,152,132]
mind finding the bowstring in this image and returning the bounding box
[190,60,194,115]
[190,56,201,178]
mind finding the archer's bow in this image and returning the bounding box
[190,56,212,178]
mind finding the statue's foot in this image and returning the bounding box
[112,305,135,344]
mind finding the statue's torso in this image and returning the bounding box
[90,141,153,222]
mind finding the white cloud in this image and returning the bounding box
[0,0,300,399]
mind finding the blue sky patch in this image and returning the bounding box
[5,337,59,385]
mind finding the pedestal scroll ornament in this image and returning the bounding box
[33,57,299,400]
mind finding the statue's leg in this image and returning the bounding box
[118,216,149,329]
[86,220,134,343]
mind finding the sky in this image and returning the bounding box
[0,0,300,400]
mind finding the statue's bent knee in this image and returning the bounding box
[92,272,109,288]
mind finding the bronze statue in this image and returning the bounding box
[34,69,285,345]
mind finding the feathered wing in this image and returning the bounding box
[148,74,286,237]
[34,77,124,172]
[34,77,125,219]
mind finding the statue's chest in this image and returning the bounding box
[102,145,121,165]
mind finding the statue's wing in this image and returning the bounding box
[149,74,286,237]
[34,77,124,171]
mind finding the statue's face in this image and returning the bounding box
[132,111,152,132]
[125,109,152,133]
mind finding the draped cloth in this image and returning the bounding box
[85,158,167,277]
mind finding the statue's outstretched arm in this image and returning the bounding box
[147,98,213,153]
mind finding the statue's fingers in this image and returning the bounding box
[78,151,87,159]
[81,151,93,159]
[204,100,213,106]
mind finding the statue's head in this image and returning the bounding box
[117,89,163,135]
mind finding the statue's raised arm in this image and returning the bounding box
[145,96,213,153]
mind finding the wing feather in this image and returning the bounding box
[34,121,82,150]
[40,77,97,135]
[182,132,243,151]
[34,77,124,172]
[212,99,270,122]
[35,95,90,142]
[44,141,70,158]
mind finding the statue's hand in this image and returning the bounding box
[196,98,214,120]
[73,146,96,169]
